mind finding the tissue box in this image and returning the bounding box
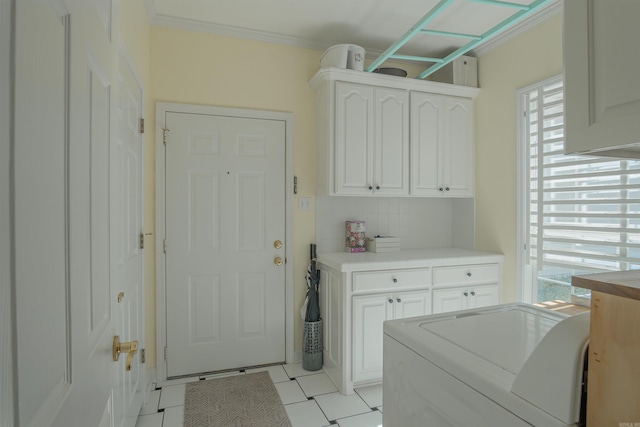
[345,221,366,252]
[365,236,400,253]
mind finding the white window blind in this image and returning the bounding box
[525,78,640,277]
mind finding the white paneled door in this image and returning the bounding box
[164,111,286,377]
[12,1,144,426]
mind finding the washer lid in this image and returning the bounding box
[419,306,560,374]
[511,311,590,424]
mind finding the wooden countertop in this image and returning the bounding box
[572,271,640,301]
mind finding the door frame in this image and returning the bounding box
[116,36,149,421]
[1,0,16,425]
[155,102,295,382]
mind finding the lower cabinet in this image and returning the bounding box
[317,254,503,395]
[432,284,499,314]
[353,290,430,383]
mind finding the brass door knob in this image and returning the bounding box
[274,257,284,266]
[113,335,138,371]
[274,240,283,249]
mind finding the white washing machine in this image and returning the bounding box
[383,303,589,427]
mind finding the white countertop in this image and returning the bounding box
[317,248,504,272]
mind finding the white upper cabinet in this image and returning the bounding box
[335,82,409,196]
[311,68,478,197]
[564,0,640,158]
[411,93,474,197]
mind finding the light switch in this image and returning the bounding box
[298,197,312,211]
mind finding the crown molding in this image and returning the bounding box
[145,6,329,51]
[144,0,562,58]
[473,0,562,57]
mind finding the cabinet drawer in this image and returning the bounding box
[353,268,430,293]
[433,264,499,287]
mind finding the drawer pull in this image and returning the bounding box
[392,278,398,283]
[396,298,401,303]
[463,292,469,297]
[471,291,476,296]
[388,298,393,304]
[466,272,472,277]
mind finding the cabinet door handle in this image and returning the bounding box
[466,272,472,277]
[445,187,450,191]
[388,298,393,304]
[392,278,398,283]
[470,291,476,296]
[368,185,373,191]
[463,292,469,297]
[376,185,380,190]
[396,298,401,303]
[439,187,444,192]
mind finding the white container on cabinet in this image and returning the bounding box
[347,45,365,71]
[430,55,478,87]
[320,44,350,69]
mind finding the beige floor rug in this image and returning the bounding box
[183,371,292,427]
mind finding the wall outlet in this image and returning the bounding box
[298,197,312,211]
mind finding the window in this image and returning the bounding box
[517,76,640,304]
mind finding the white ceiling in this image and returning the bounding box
[145,0,561,60]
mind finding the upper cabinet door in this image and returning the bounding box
[335,82,374,195]
[411,93,474,197]
[443,97,474,197]
[564,0,640,157]
[374,88,409,196]
[410,92,442,196]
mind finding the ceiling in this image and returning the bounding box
[145,0,561,61]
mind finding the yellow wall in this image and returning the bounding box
[474,15,563,302]
[146,26,426,367]
[149,27,319,365]
[141,16,562,367]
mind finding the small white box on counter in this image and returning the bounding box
[366,236,400,253]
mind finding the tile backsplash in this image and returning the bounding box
[315,197,460,253]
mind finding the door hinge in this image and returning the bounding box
[163,238,167,254]
[139,233,145,249]
[139,118,145,134]
[164,346,168,361]
[162,128,170,145]
[140,349,146,364]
